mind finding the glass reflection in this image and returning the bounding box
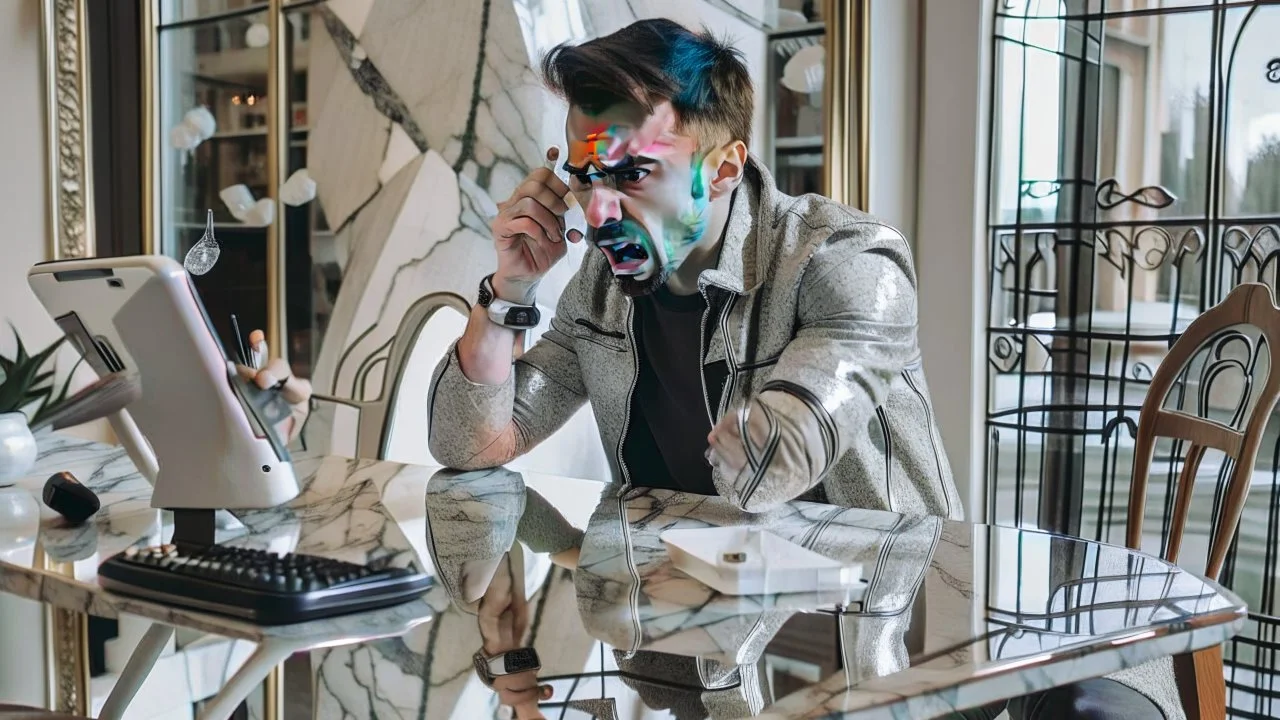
[157,8,271,355]
[160,0,267,25]
[413,467,1239,719]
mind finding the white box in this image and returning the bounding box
[660,527,862,596]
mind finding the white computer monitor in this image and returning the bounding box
[27,255,299,513]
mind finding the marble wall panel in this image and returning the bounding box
[305,0,772,483]
[306,22,390,229]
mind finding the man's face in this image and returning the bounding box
[564,103,715,296]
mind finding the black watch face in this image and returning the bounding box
[504,306,540,328]
[502,647,540,673]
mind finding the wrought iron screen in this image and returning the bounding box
[987,1,1280,716]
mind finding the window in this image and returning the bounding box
[987,2,1280,715]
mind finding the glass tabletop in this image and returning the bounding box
[308,468,1242,720]
[0,437,1244,719]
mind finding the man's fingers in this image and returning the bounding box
[521,235,552,274]
[279,376,311,405]
[500,219,554,251]
[708,418,748,472]
[514,180,570,215]
[566,228,584,244]
[234,363,257,382]
[525,167,571,200]
[263,357,291,380]
[508,197,563,245]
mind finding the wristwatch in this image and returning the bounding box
[472,647,541,686]
[478,274,540,330]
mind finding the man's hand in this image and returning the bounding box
[476,550,552,718]
[706,392,827,513]
[491,147,582,304]
[233,337,312,442]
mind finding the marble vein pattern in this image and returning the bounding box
[305,13,391,230]
[1,440,1248,720]
[0,434,437,645]
[302,0,776,483]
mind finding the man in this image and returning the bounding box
[426,18,961,519]
[251,18,1169,720]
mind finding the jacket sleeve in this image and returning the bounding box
[711,224,920,512]
[427,275,590,470]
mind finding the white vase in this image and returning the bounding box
[0,412,37,485]
[0,486,39,563]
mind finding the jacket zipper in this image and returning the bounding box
[698,287,715,426]
[716,294,739,418]
[615,298,639,490]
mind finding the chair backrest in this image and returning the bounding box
[1127,282,1280,580]
[312,292,471,460]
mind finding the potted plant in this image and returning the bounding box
[0,326,81,484]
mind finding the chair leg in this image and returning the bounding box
[1173,645,1226,720]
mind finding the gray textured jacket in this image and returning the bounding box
[428,158,963,520]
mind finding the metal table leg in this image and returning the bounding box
[97,623,175,720]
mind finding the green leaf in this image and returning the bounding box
[30,356,86,426]
[0,329,66,418]
[28,336,65,373]
[52,356,85,405]
[29,370,54,390]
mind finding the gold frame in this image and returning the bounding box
[267,0,287,363]
[41,0,95,261]
[822,0,871,209]
[39,0,94,711]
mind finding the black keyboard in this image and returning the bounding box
[98,543,433,625]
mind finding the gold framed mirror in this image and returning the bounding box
[41,0,95,262]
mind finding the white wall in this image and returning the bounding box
[915,0,993,521]
[0,0,52,707]
[868,0,920,239]
[864,0,991,521]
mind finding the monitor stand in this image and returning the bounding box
[172,509,217,549]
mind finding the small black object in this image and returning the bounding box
[42,471,101,524]
[97,543,433,624]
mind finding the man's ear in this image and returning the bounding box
[707,140,748,200]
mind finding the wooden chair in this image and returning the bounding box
[1126,282,1280,720]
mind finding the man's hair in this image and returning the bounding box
[541,18,754,149]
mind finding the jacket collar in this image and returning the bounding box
[698,153,780,296]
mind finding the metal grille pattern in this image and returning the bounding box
[987,1,1280,716]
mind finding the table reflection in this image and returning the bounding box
[416,467,1241,720]
[0,442,1243,720]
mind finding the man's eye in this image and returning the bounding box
[618,168,650,184]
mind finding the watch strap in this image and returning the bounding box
[477,273,497,308]
[479,274,540,329]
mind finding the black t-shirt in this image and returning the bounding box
[622,285,728,495]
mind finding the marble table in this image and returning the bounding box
[0,434,1248,720]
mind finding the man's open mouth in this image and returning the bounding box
[592,223,653,276]
[597,239,651,275]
